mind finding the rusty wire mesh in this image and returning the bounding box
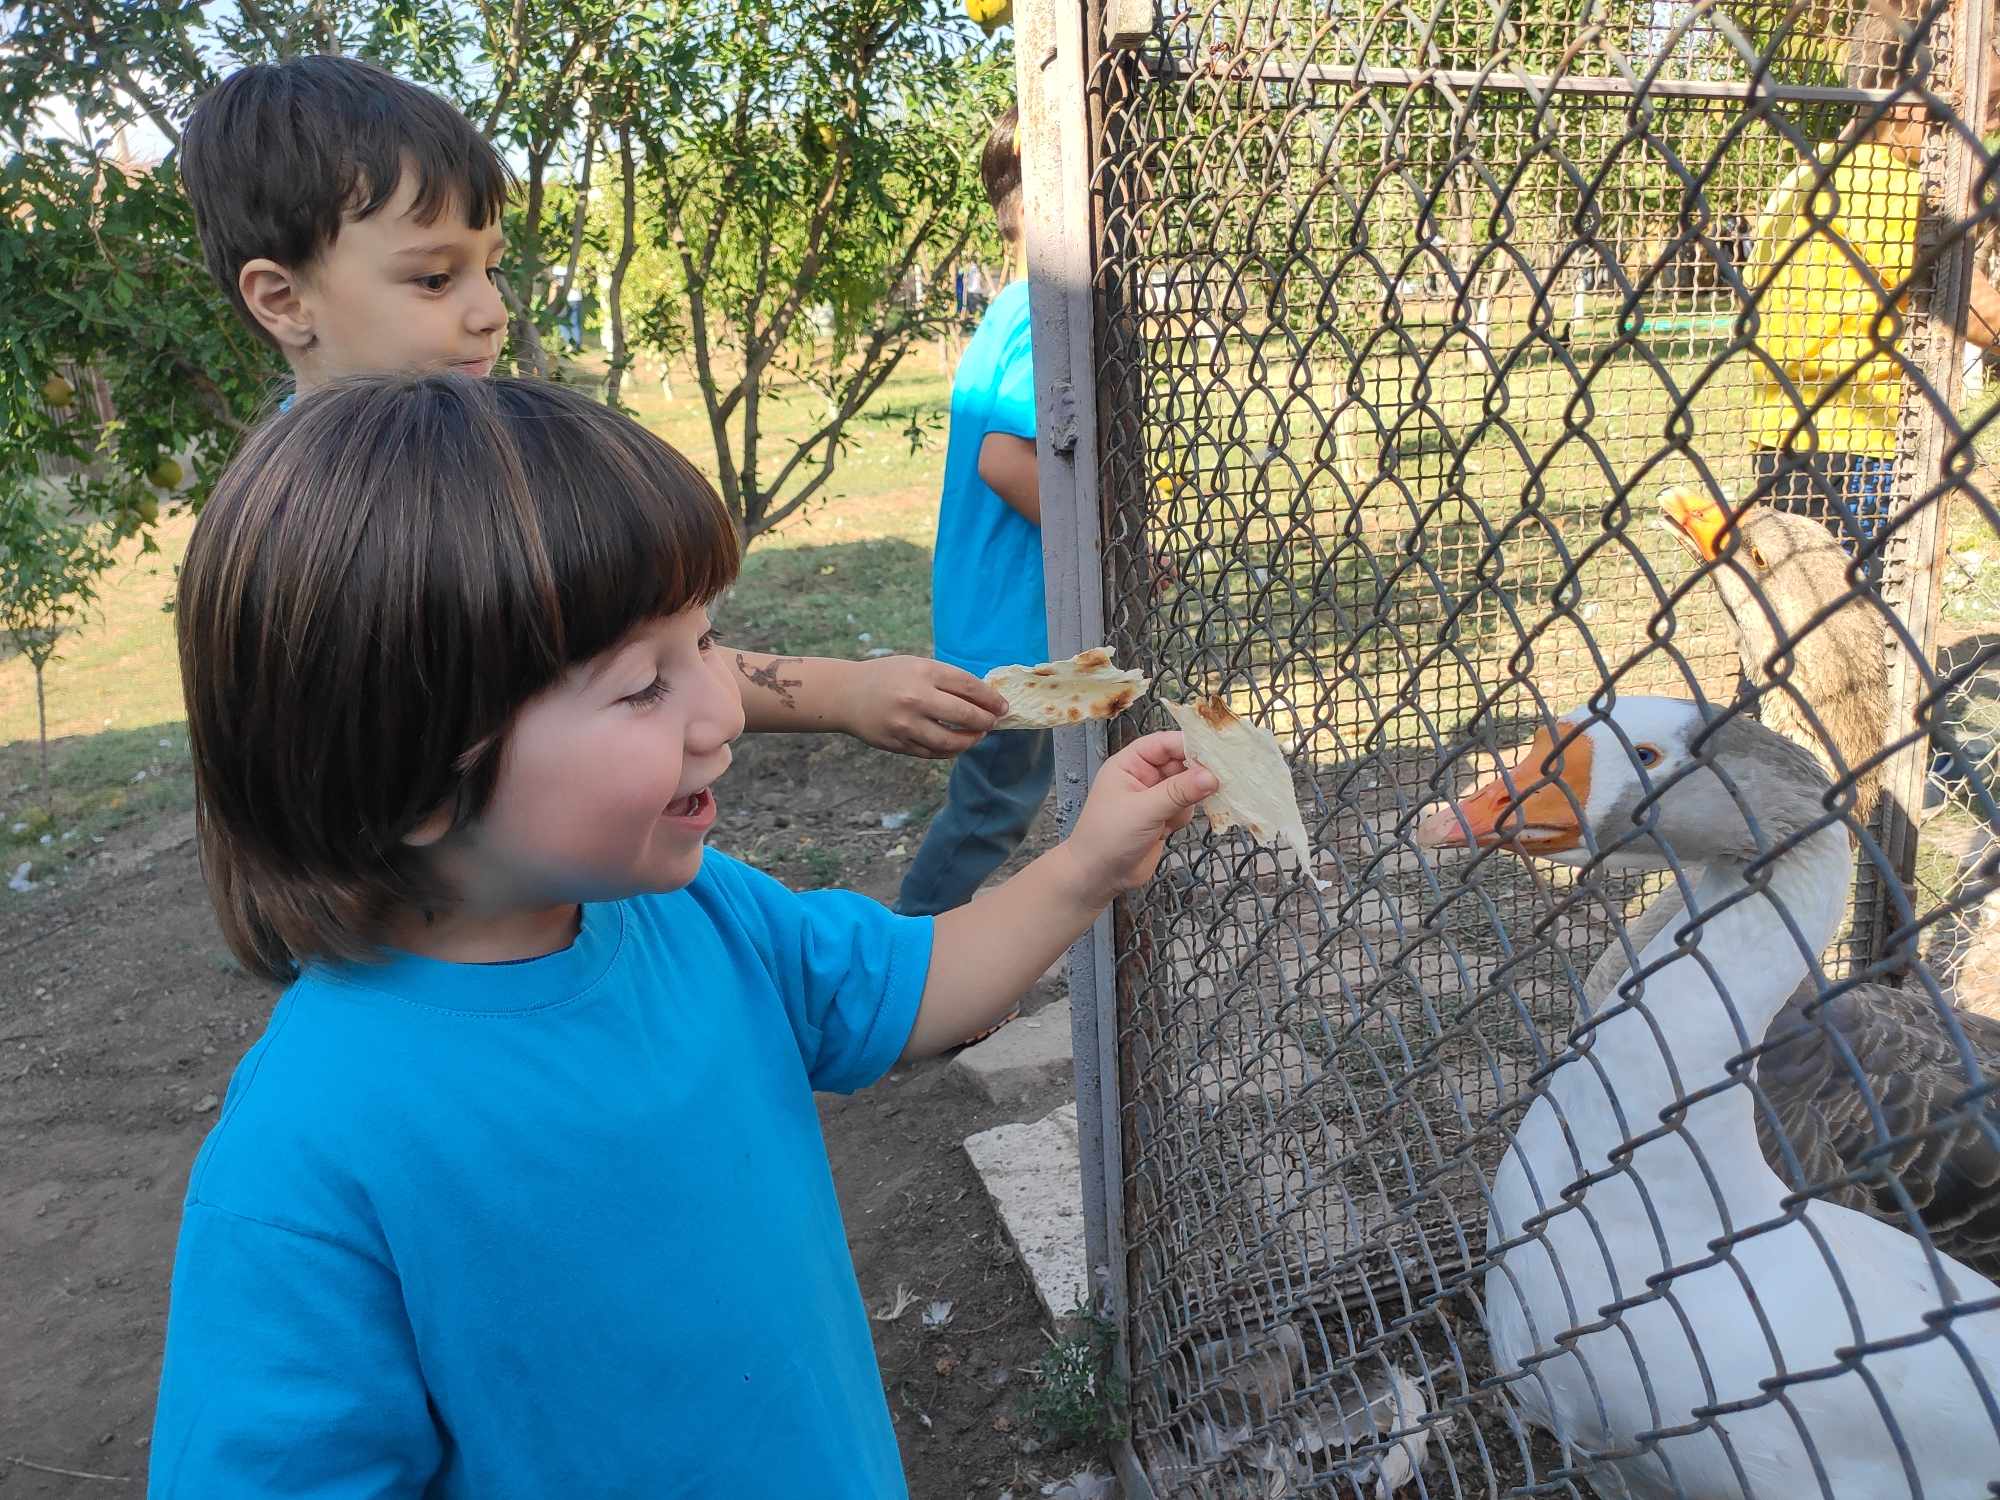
[1071,0,2000,1492]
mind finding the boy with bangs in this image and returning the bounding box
[149,374,1215,1495]
[180,54,1007,761]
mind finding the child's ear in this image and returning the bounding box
[238,259,317,355]
[403,803,456,849]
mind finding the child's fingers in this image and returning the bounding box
[1137,763,1217,823]
[1115,731,1191,785]
[904,720,983,757]
[934,666,1008,719]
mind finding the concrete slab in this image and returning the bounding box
[951,995,1074,1103]
[963,1102,1088,1325]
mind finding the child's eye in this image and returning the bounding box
[415,273,451,293]
[623,675,671,709]
[697,630,718,652]
[486,265,504,285]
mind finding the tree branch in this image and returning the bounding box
[545,114,597,316]
[232,0,293,58]
[752,212,977,531]
[652,160,739,521]
[168,357,250,438]
[479,0,533,135]
[107,62,184,152]
[604,122,639,407]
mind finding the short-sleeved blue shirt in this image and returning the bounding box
[930,280,1048,677]
[149,852,931,1498]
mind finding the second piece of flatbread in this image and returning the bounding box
[985,649,1151,730]
[1165,696,1323,885]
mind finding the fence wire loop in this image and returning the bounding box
[1077,0,2000,1492]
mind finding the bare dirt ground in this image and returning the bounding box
[0,732,1087,1499]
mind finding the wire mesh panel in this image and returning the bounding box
[1060,0,2000,1491]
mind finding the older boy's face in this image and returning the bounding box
[435,606,746,917]
[297,171,508,388]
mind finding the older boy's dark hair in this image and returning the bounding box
[982,105,1022,246]
[180,56,513,347]
[179,376,739,982]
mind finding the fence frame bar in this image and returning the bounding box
[1874,0,1993,958]
[1138,54,1911,105]
[1020,0,1995,1489]
[1017,5,1150,1492]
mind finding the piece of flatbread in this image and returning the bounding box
[1165,696,1324,885]
[985,649,1151,730]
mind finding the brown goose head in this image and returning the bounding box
[1658,486,1889,822]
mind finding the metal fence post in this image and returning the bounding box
[1017,14,1144,1489]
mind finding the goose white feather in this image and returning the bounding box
[1417,697,2000,1498]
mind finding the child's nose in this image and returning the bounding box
[693,652,746,752]
[470,276,506,337]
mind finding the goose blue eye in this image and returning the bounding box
[1635,744,1662,768]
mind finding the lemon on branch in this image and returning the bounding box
[966,0,1012,36]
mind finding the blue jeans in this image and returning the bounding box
[1751,446,1897,557]
[896,729,1055,917]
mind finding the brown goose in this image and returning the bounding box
[1586,491,1894,1007]
[1565,485,2000,1279]
[1657,485,1888,821]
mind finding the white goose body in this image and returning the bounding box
[1421,699,2000,1498]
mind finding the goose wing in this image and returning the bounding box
[1754,981,2000,1278]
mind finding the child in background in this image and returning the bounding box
[899,105,1052,918]
[179,54,1004,760]
[1744,20,2000,554]
[150,375,1214,1496]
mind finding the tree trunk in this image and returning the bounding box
[33,660,50,817]
[604,123,640,407]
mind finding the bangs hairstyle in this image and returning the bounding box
[180,56,514,347]
[179,375,740,982]
[981,105,1022,245]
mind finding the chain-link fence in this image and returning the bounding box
[1021,0,2000,1492]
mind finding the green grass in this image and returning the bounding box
[588,351,958,659]
[0,351,964,900]
[0,514,198,883]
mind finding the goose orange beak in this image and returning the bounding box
[1413,729,1591,855]
[1658,485,1731,562]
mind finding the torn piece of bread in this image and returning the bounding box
[985,648,1151,730]
[1165,696,1323,885]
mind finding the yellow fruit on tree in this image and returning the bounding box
[966,0,1012,36]
[135,496,160,525]
[39,374,75,409]
[147,457,185,490]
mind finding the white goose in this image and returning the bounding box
[1415,697,2000,1499]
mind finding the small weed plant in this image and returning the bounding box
[1025,1299,1128,1446]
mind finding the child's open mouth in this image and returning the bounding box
[664,787,715,824]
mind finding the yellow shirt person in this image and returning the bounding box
[1746,143,1920,547]
[1749,142,1920,459]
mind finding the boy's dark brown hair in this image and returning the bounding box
[179,375,739,982]
[981,105,1022,246]
[179,56,514,347]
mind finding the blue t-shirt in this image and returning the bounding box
[149,852,931,1498]
[930,280,1048,677]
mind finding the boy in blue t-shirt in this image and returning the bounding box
[179,55,1006,763]
[152,375,1216,1496]
[899,107,1054,918]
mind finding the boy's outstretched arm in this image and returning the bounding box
[726,647,1009,759]
[903,732,1215,1058]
